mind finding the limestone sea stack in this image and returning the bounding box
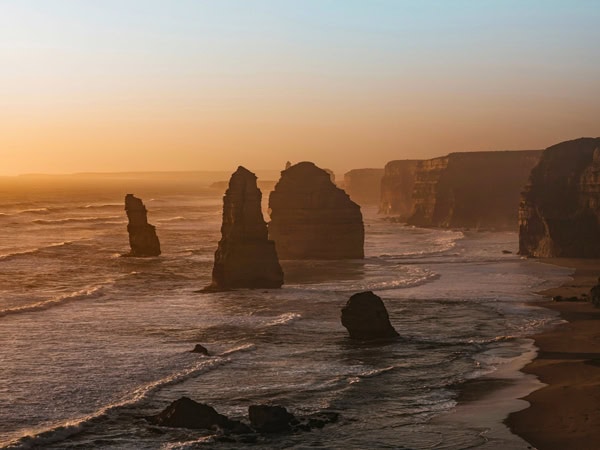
[124,194,161,256]
[341,291,398,340]
[379,160,419,217]
[268,162,364,259]
[519,137,600,257]
[208,166,283,290]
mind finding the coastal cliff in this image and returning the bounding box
[208,166,283,289]
[379,160,419,217]
[124,194,161,256]
[407,150,542,230]
[343,168,384,206]
[268,162,364,259]
[519,137,600,257]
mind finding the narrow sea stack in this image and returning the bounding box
[208,166,283,290]
[268,162,364,259]
[124,194,161,256]
[379,160,419,217]
[519,137,600,257]
[343,168,384,206]
[341,291,398,340]
[407,150,542,230]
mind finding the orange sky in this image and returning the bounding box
[1,1,599,175]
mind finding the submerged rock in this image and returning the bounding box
[268,162,364,259]
[124,194,161,256]
[190,344,209,355]
[147,397,250,432]
[519,137,600,257]
[248,405,295,433]
[341,291,399,340]
[207,166,283,290]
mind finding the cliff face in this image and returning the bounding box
[268,162,364,259]
[519,138,600,257]
[379,160,419,217]
[124,194,161,256]
[407,150,542,230]
[209,166,283,289]
[343,168,384,206]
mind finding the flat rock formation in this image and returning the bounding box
[343,168,384,205]
[341,291,398,340]
[407,150,542,230]
[124,194,161,256]
[379,160,419,217]
[268,162,364,259]
[147,397,250,432]
[208,166,283,290]
[519,138,600,257]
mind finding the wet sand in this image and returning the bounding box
[506,258,600,450]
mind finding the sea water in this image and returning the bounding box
[0,182,572,449]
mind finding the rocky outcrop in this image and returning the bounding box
[519,138,600,257]
[341,291,398,340]
[124,194,161,256]
[207,166,283,290]
[268,162,364,259]
[248,405,295,433]
[343,168,384,206]
[407,150,542,230]
[379,160,419,217]
[147,397,250,432]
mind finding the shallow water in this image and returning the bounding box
[0,186,571,449]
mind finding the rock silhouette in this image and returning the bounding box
[248,405,295,433]
[268,162,364,259]
[519,137,600,257]
[341,291,398,340]
[207,166,283,290]
[124,194,161,256]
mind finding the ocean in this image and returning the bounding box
[0,177,572,449]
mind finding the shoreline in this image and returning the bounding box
[506,258,600,449]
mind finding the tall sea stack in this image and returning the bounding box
[208,166,283,289]
[124,194,161,257]
[519,137,600,257]
[379,160,419,217]
[268,162,364,259]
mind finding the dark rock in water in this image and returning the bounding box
[502,250,513,254]
[553,295,581,302]
[207,166,283,290]
[341,291,399,340]
[191,344,209,355]
[519,137,600,257]
[124,194,161,256]
[590,279,600,307]
[268,162,364,259]
[147,397,250,432]
[248,405,296,433]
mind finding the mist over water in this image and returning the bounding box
[0,181,571,449]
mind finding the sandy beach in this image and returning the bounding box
[506,258,600,450]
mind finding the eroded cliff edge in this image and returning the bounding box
[379,160,419,217]
[407,150,542,230]
[519,137,600,257]
[343,168,384,206]
[268,162,364,259]
[208,166,283,289]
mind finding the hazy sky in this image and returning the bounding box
[1,0,599,175]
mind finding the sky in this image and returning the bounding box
[1,0,599,175]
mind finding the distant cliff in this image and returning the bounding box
[406,150,542,230]
[343,169,384,206]
[269,162,364,259]
[519,138,600,257]
[379,160,419,217]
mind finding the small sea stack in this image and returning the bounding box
[207,166,283,290]
[341,291,398,340]
[268,162,364,259]
[124,194,161,257]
